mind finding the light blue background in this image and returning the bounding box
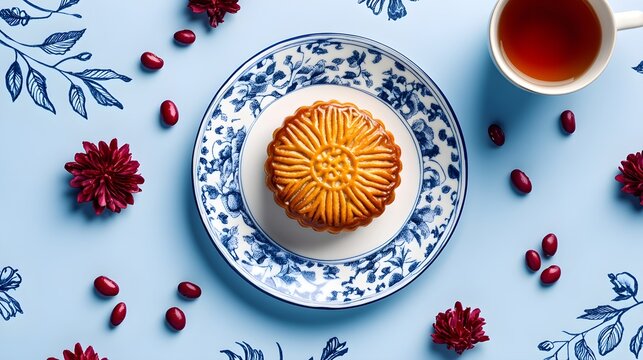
[1,0,642,359]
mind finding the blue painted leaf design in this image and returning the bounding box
[408,261,419,273]
[272,70,286,82]
[26,68,55,113]
[0,267,21,291]
[265,62,276,75]
[223,86,234,99]
[311,46,328,55]
[220,351,243,360]
[74,52,92,61]
[238,73,253,82]
[394,61,406,71]
[231,98,245,112]
[634,62,643,74]
[448,164,459,179]
[68,84,87,119]
[609,272,638,301]
[301,271,316,282]
[631,326,643,359]
[597,321,624,356]
[238,342,264,360]
[574,339,596,360]
[578,305,620,321]
[368,49,382,63]
[82,79,123,109]
[0,291,23,320]
[388,272,403,286]
[342,71,357,79]
[58,0,81,10]
[39,29,85,55]
[0,7,29,26]
[319,337,348,360]
[73,69,131,82]
[358,0,385,15]
[5,61,22,101]
[388,0,407,20]
[248,99,260,115]
[538,341,555,351]
[346,51,360,67]
[299,65,313,74]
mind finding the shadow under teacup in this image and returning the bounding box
[489,0,643,95]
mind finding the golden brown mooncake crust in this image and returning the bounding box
[265,100,402,233]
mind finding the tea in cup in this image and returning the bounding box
[489,0,643,95]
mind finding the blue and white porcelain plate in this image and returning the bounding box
[193,33,467,308]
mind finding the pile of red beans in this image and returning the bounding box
[141,30,199,127]
[525,234,561,284]
[492,110,576,195]
[489,110,576,285]
[94,276,201,331]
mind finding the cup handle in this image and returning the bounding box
[615,11,643,30]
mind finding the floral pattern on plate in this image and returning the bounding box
[193,33,467,308]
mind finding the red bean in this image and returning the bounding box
[488,124,505,146]
[560,110,576,134]
[161,100,179,126]
[166,307,186,331]
[525,250,541,271]
[540,265,561,284]
[110,302,127,326]
[141,52,164,70]
[510,169,532,193]
[174,30,196,45]
[178,281,201,299]
[542,233,558,256]
[94,276,119,297]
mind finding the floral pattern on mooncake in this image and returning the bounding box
[265,100,402,233]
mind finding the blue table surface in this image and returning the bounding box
[1,0,642,359]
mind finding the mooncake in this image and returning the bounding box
[265,100,402,233]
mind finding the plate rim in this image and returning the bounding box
[191,32,469,309]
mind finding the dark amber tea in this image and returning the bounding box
[498,0,602,83]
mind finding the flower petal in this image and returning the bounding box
[62,350,75,360]
[0,266,21,290]
[82,141,98,153]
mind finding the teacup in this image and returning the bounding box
[489,0,643,95]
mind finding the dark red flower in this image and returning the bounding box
[47,343,107,360]
[616,151,643,205]
[432,301,490,355]
[65,139,144,215]
[188,0,240,28]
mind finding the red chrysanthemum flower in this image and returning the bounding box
[432,301,490,355]
[616,151,643,205]
[47,343,107,360]
[65,139,144,215]
[188,0,240,28]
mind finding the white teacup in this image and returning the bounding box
[489,0,643,95]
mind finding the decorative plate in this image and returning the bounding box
[192,33,467,308]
